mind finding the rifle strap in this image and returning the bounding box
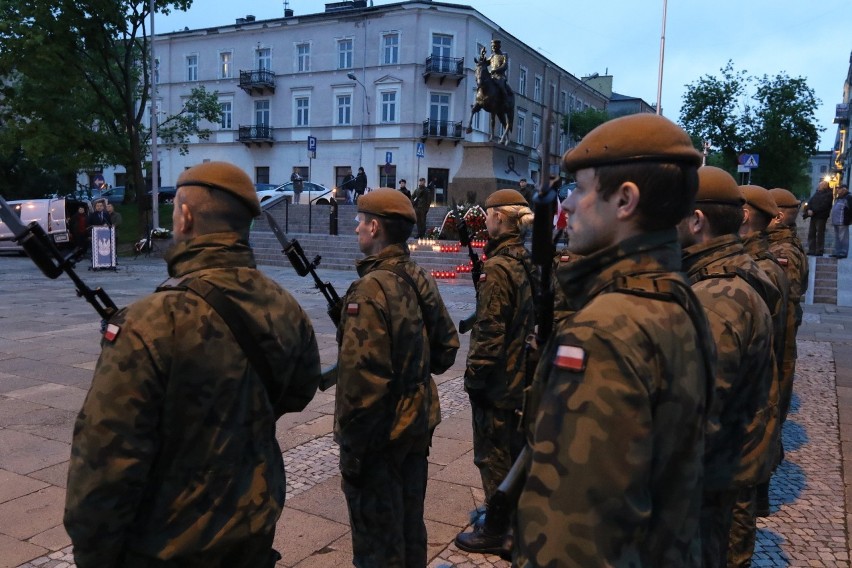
[156,276,280,407]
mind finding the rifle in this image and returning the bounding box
[264,212,342,390]
[481,108,559,546]
[455,203,484,334]
[0,195,118,322]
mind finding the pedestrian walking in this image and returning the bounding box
[455,189,537,555]
[341,169,356,204]
[803,180,832,255]
[335,188,459,567]
[354,167,367,204]
[291,170,304,204]
[517,114,715,567]
[64,161,322,568]
[517,177,533,205]
[830,184,851,258]
[677,167,776,567]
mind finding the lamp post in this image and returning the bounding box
[564,72,599,150]
[347,72,369,168]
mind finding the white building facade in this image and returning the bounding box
[100,0,609,202]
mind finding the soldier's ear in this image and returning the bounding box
[614,182,640,220]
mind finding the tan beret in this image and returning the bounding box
[176,161,261,217]
[696,166,744,205]
[769,187,800,208]
[486,188,529,208]
[562,114,702,172]
[358,188,416,223]
[740,185,779,218]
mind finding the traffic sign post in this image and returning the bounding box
[737,153,759,184]
[415,142,425,180]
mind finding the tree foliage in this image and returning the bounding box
[679,60,822,194]
[0,0,212,207]
[562,107,610,142]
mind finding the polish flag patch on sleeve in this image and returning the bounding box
[103,323,121,342]
[778,257,789,267]
[554,344,586,371]
[560,255,572,263]
[479,273,487,283]
[346,302,360,316]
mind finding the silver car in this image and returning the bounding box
[256,181,334,205]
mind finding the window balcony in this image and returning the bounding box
[422,119,463,145]
[239,69,276,95]
[238,125,274,147]
[422,55,465,86]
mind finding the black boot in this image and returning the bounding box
[455,525,505,555]
[755,480,771,517]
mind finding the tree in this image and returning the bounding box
[679,61,822,195]
[0,0,216,208]
[563,107,610,143]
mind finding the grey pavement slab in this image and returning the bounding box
[0,429,69,475]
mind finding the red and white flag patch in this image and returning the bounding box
[479,273,487,283]
[554,345,586,371]
[103,323,121,342]
[560,255,572,263]
[778,257,789,267]
[346,302,360,316]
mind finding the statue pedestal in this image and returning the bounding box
[449,142,528,205]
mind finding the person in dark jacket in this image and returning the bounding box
[803,181,833,255]
[354,167,368,203]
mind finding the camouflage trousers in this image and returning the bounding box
[779,358,796,424]
[117,533,279,568]
[471,403,524,502]
[700,489,738,568]
[342,441,429,568]
[727,486,757,568]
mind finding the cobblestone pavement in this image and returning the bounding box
[2,255,851,568]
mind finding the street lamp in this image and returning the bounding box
[564,72,600,150]
[347,72,370,168]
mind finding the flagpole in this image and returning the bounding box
[656,0,667,115]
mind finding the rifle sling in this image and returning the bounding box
[157,277,280,407]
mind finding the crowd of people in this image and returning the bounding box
[59,113,825,567]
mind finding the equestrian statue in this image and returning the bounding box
[467,39,515,145]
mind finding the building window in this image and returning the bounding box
[296,97,310,126]
[532,115,541,147]
[382,33,399,65]
[533,75,542,103]
[429,92,451,136]
[518,67,527,97]
[297,43,311,72]
[219,101,232,129]
[256,48,271,70]
[560,90,567,113]
[431,33,453,72]
[516,112,526,144]
[255,100,270,126]
[256,167,270,185]
[337,94,352,125]
[338,39,353,69]
[549,84,556,106]
[379,164,397,188]
[381,91,397,123]
[186,55,198,81]
[219,51,233,79]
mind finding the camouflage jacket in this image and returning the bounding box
[64,233,322,568]
[767,226,808,327]
[517,230,714,568]
[552,249,581,325]
[335,244,459,478]
[465,234,537,408]
[682,235,777,490]
[411,185,432,211]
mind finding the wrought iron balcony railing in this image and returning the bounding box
[422,118,463,140]
[238,124,274,146]
[422,55,465,86]
[239,69,276,95]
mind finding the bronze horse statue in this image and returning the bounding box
[467,49,514,145]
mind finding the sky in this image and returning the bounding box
[157,0,851,150]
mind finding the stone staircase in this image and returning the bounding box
[251,201,477,279]
[812,257,838,304]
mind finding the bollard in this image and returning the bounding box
[329,197,339,235]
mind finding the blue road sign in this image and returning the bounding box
[738,153,759,168]
[385,151,393,164]
[307,136,317,152]
[416,142,425,158]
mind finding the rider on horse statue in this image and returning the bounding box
[483,39,513,103]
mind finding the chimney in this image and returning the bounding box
[245,15,256,22]
[284,8,294,17]
[236,17,246,24]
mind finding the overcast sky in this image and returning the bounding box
[157,0,850,150]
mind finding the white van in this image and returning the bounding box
[0,197,91,252]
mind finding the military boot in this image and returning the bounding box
[755,480,771,517]
[455,524,505,555]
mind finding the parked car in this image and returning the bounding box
[558,181,577,202]
[256,181,334,205]
[147,186,176,203]
[0,197,92,252]
[100,186,126,205]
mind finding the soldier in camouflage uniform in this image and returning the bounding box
[677,167,777,567]
[64,162,322,568]
[516,114,715,567]
[767,187,809,424]
[728,184,791,566]
[335,188,459,568]
[455,189,537,555]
